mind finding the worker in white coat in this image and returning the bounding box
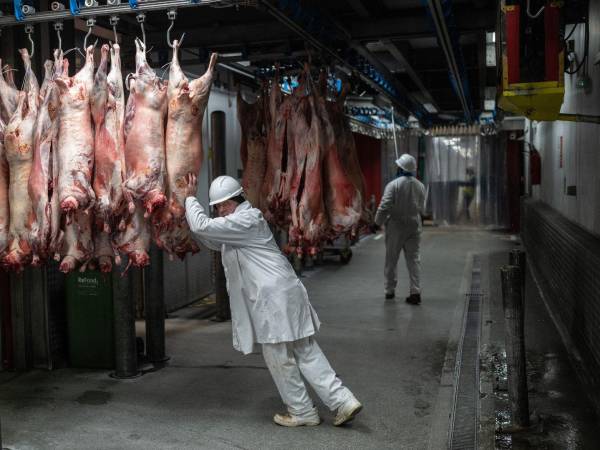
[374,154,426,304]
[183,174,362,427]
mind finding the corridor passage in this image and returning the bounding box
[0,229,511,450]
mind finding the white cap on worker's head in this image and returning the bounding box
[209,175,244,205]
[395,153,417,173]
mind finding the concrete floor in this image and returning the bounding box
[0,229,512,450]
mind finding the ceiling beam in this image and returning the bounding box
[381,39,440,112]
[348,0,371,19]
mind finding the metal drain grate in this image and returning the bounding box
[449,255,483,450]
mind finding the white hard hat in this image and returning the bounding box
[395,153,417,173]
[209,175,244,205]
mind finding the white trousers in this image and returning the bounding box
[384,226,421,295]
[262,337,352,417]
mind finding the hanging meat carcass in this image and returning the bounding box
[29,50,64,264]
[165,40,217,222]
[0,118,8,257]
[59,208,94,273]
[55,45,96,213]
[123,38,168,218]
[0,60,19,124]
[2,49,40,271]
[115,201,151,268]
[317,84,362,238]
[261,70,295,226]
[39,60,54,101]
[154,41,216,257]
[327,83,367,216]
[48,59,70,261]
[288,83,328,256]
[93,229,115,273]
[91,43,126,233]
[238,85,268,211]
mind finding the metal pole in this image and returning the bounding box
[500,265,530,428]
[509,249,526,291]
[391,106,399,160]
[144,244,169,363]
[210,111,231,322]
[111,260,140,379]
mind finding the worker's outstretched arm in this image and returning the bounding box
[374,183,394,226]
[185,196,252,246]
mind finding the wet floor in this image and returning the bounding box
[485,252,599,450]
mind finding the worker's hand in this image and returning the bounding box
[184,173,198,198]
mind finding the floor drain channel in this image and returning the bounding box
[449,255,483,450]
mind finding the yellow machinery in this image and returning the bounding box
[497,1,565,121]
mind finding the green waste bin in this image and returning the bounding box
[66,270,114,369]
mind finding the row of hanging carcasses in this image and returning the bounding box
[0,38,217,273]
[238,66,369,257]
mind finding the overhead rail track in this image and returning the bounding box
[0,0,248,26]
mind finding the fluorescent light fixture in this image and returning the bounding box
[220,52,243,58]
[423,103,438,113]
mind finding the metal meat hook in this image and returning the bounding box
[83,17,96,51]
[166,9,185,49]
[24,24,35,58]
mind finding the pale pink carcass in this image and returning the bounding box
[93,229,115,273]
[2,49,39,271]
[165,41,217,222]
[0,118,8,256]
[159,42,216,256]
[91,44,126,233]
[115,201,151,268]
[55,45,96,213]
[153,212,199,261]
[48,60,69,260]
[123,38,168,218]
[0,60,19,124]
[29,50,64,264]
[59,209,94,273]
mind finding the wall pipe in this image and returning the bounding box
[558,113,600,124]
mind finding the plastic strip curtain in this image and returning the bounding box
[424,134,508,227]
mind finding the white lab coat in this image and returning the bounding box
[374,175,426,230]
[185,198,321,354]
[374,176,426,295]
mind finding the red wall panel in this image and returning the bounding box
[353,133,382,204]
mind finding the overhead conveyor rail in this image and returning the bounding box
[0,0,246,26]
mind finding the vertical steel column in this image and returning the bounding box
[500,265,530,428]
[210,111,231,321]
[144,244,169,363]
[509,249,527,291]
[111,261,140,378]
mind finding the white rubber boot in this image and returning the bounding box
[333,395,363,426]
[273,407,321,427]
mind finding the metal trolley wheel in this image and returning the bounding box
[340,249,353,264]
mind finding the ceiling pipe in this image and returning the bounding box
[426,0,473,121]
